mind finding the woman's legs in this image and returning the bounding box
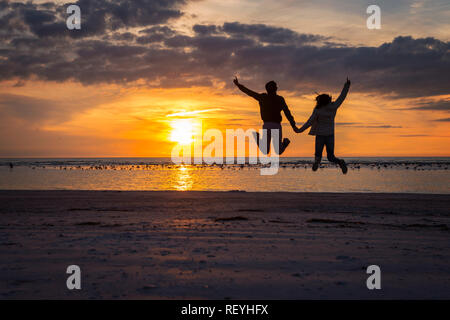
[324,135,339,163]
[324,135,347,174]
[313,135,326,171]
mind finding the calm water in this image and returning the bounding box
[0,157,449,193]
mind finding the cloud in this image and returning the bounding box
[0,0,186,39]
[432,118,450,122]
[193,24,219,36]
[0,92,102,125]
[220,22,328,45]
[136,25,176,44]
[362,125,402,129]
[397,134,430,137]
[0,93,66,123]
[0,2,449,99]
[407,99,450,111]
[336,122,402,128]
[166,108,223,117]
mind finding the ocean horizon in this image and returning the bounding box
[1,157,448,194]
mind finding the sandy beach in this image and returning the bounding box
[0,190,449,299]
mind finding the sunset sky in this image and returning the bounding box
[0,0,449,157]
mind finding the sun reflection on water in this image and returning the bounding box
[174,165,193,191]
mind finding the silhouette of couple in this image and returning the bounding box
[233,77,351,174]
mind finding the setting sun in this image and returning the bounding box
[170,119,200,145]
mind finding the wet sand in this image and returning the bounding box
[0,190,449,299]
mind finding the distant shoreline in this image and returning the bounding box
[2,156,449,161]
[0,190,450,195]
[1,162,449,193]
[1,156,449,169]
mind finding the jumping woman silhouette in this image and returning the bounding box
[295,78,351,174]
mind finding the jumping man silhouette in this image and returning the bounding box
[233,77,298,155]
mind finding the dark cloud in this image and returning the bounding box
[0,93,68,123]
[0,0,186,39]
[0,1,449,99]
[336,122,402,128]
[221,22,327,45]
[0,93,98,124]
[193,24,219,36]
[408,99,450,111]
[112,32,137,42]
[137,26,176,44]
[398,135,430,137]
[432,118,450,122]
[362,125,402,128]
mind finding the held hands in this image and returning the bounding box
[294,126,304,133]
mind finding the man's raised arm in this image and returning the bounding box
[233,77,261,100]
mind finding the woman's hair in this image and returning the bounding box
[315,94,332,109]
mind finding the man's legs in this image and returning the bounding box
[275,124,290,155]
[257,125,271,155]
[253,125,272,155]
[257,123,289,155]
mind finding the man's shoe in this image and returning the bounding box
[339,159,348,174]
[278,138,290,154]
[312,162,319,171]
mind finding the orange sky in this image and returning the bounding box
[0,80,448,157]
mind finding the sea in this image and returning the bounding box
[0,157,448,194]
